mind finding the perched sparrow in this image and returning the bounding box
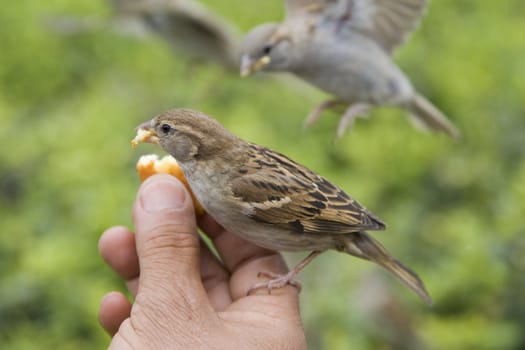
[133,108,432,304]
[240,0,460,139]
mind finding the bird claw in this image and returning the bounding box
[304,109,323,128]
[304,99,345,128]
[336,103,370,138]
[246,251,322,296]
[247,271,302,295]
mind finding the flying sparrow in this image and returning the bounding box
[133,108,432,304]
[240,0,460,139]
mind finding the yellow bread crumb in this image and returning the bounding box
[131,129,158,148]
[136,154,205,216]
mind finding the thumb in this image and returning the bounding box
[132,174,203,299]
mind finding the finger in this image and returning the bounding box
[132,175,208,311]
[99,226,140,296]
[99,292,132,336]
[199,239,232,310]
[199,214,294,300]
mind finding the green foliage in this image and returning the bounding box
[1,0,524,348]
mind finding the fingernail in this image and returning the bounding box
[140,178,187,212]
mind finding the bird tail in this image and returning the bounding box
[344,232,432,305]
[406,93,461,140]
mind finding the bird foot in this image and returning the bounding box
[246,251,322,296]
[247,271,302,295]
[336,103,371,138]
[304,99,345,127]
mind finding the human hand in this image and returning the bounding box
[98,174,306,349]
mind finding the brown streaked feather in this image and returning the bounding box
[232,144,385,234]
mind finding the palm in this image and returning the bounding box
[99,212,304,347]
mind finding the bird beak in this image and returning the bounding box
[240,54,271,77]
[131,121,159,148]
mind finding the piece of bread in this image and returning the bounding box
[136,154,205,216]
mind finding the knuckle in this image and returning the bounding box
[141,222,199,254]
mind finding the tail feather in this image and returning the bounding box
[345,232,432,305]
[406,93,461,140]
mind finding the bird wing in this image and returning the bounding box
[231,145,385,234]
[285,0,428,53]
[285,0,337,18]
[112,0,240,68]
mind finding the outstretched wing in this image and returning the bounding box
[231,145,385,235]
[285,0,337,18]
[112,0,240,68]
[285,0,428,53]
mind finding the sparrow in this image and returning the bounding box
[133,108,432,304]
[240,0,460,139]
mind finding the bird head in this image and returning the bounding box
[133,109,237,163]
[240,23,292,76]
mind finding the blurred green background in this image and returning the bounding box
[1,0,524,349]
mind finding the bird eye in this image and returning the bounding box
[160,123,172,134]
[262,45,272,55]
